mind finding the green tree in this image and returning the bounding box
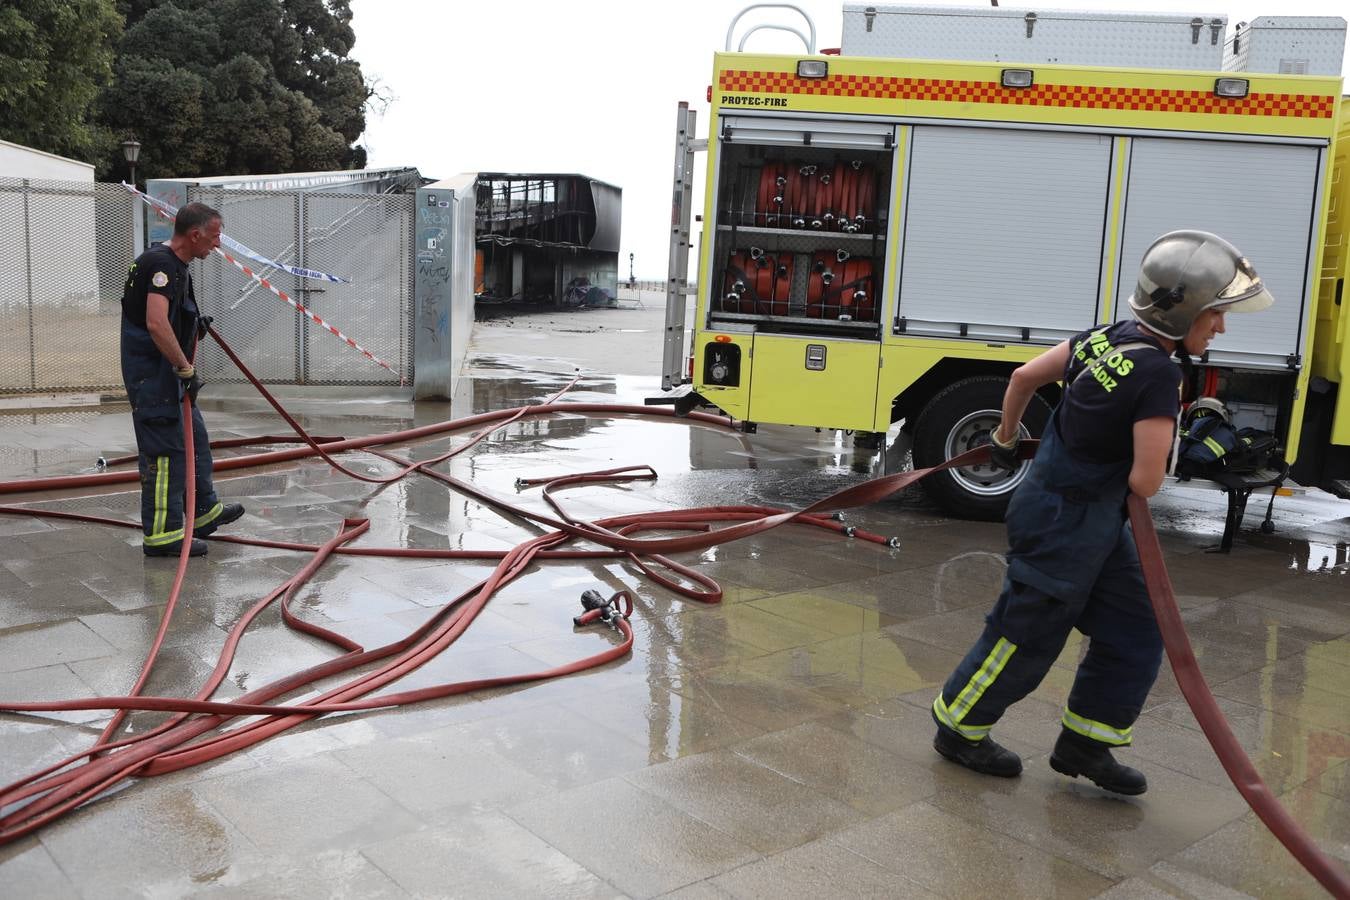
[97,0,372,180]
[278,0,369,167]
[0,0,123,162]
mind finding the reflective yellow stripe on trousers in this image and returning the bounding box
[933,637,1016,741]
[195,501,223,528]
[144,455,184,547]
[1062,707,1132,746]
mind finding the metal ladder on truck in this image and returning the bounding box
[657,101,704,400]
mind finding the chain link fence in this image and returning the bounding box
[0,180,414,396]
[0,178,134,394]
[169,186,414,387]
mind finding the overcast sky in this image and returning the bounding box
[350,0,1349,281]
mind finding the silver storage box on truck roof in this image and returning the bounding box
[1222,16,1347,75]
[841,4,1227,70]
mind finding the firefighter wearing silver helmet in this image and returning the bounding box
[931,230,1273,795]
[1129,229,1274,339]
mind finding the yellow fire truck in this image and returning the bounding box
[660,4,1350,520]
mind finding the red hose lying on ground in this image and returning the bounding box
[1128,494,1350,898]
[0,329,938,844]
[0,382,1002,842]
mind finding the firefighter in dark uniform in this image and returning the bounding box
[120,202,244,557]
[931,231,1274,794]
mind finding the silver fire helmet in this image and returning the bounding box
[1128,230,1274,340]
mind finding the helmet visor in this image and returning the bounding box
[1213,256,1274,313]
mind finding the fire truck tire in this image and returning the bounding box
[911,375,1051,521]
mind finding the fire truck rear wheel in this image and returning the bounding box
[912,375,1051,522]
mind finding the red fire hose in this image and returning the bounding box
[1129,495,1350,897]
[0,329,1346,895]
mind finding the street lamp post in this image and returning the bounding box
[120,139,141,189]
[628,252,635,287]
[122,139,145,255]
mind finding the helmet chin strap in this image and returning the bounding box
[1173,341,1194,378]
[1136,321,1179,352]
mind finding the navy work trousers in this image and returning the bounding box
[934,519,1163,746]
[134,404,219,549]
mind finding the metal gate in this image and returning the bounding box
[0,180,414,395]
[189,187,414,387]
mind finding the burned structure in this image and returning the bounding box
[473,173,621,306]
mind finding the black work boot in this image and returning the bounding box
[144,538,208,558]
[933,725,1023,777]
[1049,730,1148,795]
[194,502,245,537]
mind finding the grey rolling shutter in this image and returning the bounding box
[897,126,1112,342]
[1115,137,1320,368]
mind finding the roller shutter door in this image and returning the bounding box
[897,127,1113,342]
[1115,137,1320,369]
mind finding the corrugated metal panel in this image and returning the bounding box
[1114,137,1320,367]
[897,126,1110,339]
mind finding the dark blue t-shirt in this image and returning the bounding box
[121,244,190,328]
[120,243,198,357]
[1055,321,1181,464]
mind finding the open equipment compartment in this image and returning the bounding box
[709,116,895,339]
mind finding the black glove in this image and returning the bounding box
[196,315,214,341]
[989,428,1021,472]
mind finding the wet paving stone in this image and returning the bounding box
[1,347,1348,896]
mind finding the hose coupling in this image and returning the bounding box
[887,536,901,549]
[843,526,857,537]
[95,456,107,470]
[574,588,625,630]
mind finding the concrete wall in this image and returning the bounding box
[0,140,95,182]
[413,175,476,401]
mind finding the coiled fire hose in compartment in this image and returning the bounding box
[0,327,1346,895]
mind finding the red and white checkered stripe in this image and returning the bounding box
[718,70,1337,118]
[131,184,404,385]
